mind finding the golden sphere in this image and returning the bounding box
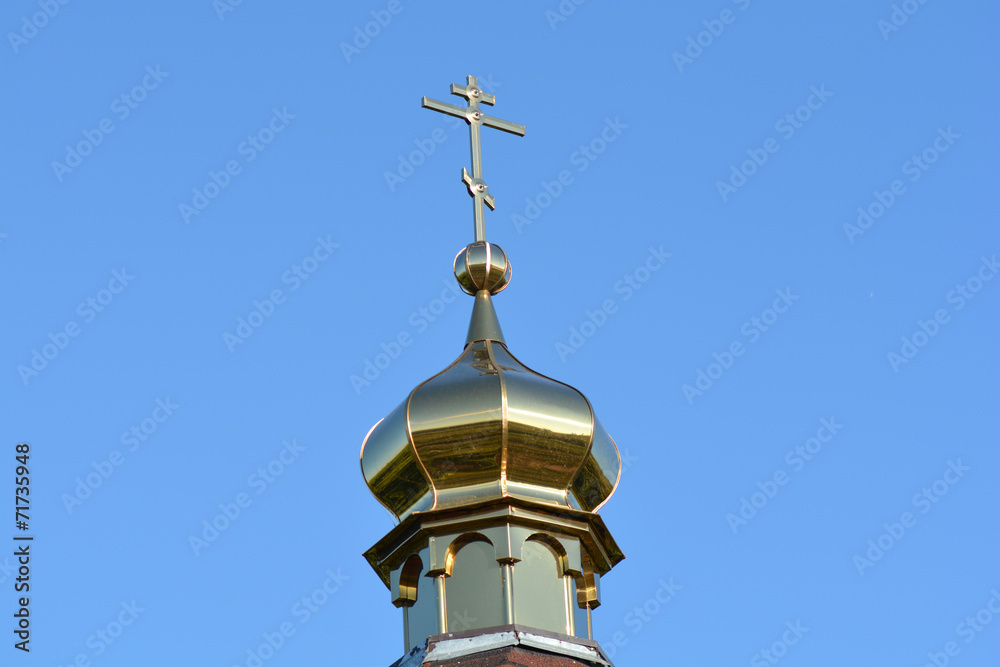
[453,242,512,295]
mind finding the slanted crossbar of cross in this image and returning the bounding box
[422,76,525,242]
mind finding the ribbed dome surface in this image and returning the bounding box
[361,336,621,521]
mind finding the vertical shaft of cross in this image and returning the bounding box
[468,121,486,241]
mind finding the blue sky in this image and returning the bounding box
[2,1,998,665]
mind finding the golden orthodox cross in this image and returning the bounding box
[422,76,525,242]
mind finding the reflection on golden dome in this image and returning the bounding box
[361,270,621,522]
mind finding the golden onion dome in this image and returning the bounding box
[361,242,621,521]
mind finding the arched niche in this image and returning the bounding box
[444,535,503,631]
[512,535,575,636]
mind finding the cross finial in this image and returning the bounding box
[422,76,525,243]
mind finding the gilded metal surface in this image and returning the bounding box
[422,75,525,243]
[570,417,621,513]
[454,242,512,296]
[464,291,505,346]
[360,404,432,518]
[360,336,621,520]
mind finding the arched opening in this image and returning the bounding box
[512,536,574,635]
[445,535,503,631]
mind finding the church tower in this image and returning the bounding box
[360,76,624,667]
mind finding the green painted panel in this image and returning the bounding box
[446,540,503,630]
[512,539,570,635]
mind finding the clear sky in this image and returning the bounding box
[3,1,998,665]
